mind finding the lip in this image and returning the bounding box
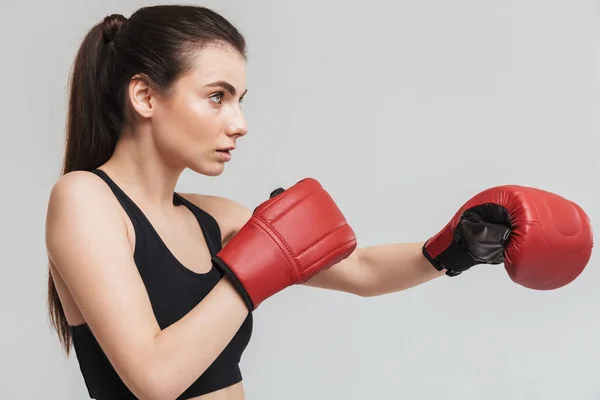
[216,149,233,162]
[218,146,236,151]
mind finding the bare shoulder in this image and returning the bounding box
[47,170,116,203]
[46,170,121,224]
[46,171,122,229]
[45,170,127,266]
[178,193,252,244]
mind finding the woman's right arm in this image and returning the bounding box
[45,172,249,400]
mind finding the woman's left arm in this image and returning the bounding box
[303,242,445,297]
[189,194,445,297]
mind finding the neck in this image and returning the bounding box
[99,128,184,210]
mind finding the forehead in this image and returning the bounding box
[183,44,247,88]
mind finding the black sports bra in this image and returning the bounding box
[70,169,253,399]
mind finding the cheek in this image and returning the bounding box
[188,113,218,143]
[175,96,219,140]
[155,98,216,151]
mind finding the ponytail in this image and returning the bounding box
[63,14,127,174]
[48,14,127,355]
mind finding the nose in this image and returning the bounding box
[225,107,248,137]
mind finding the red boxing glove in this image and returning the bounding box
[423,185,593,290]
[213,178,357,310]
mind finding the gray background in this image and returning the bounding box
[1,0,599,398]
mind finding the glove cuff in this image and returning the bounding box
[422,240,475,277]
[212,256,256,311]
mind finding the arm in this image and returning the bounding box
[192,194,444,298]
[303,242,445,297]
[45,172,249,400]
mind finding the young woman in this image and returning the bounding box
[45,5,592,400]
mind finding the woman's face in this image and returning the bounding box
[148,43,248,176]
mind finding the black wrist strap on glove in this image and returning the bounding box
[423,207,512,277]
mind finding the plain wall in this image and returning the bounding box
[1,0,599,398]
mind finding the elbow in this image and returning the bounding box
[348,268,382,298]
[125,378,166,400]
[121,366,180,400]
[350,283,381,298]
[349,254,380,298]
[129,380,176,400]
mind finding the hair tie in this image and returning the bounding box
[102,14,128,44]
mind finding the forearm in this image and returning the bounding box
[132,279,248,400]
[305,241,445,296]
[357,241,445,296]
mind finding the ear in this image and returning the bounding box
[127,74,156,118]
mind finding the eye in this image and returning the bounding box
[208,92,223,104]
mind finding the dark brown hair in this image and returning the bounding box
[48,4,247,355]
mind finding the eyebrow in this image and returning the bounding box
[204,80,248,98]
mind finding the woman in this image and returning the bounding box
[45,4,591,400]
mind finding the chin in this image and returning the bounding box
[188,161,226,177]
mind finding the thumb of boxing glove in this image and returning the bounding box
[252,187,285,215]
